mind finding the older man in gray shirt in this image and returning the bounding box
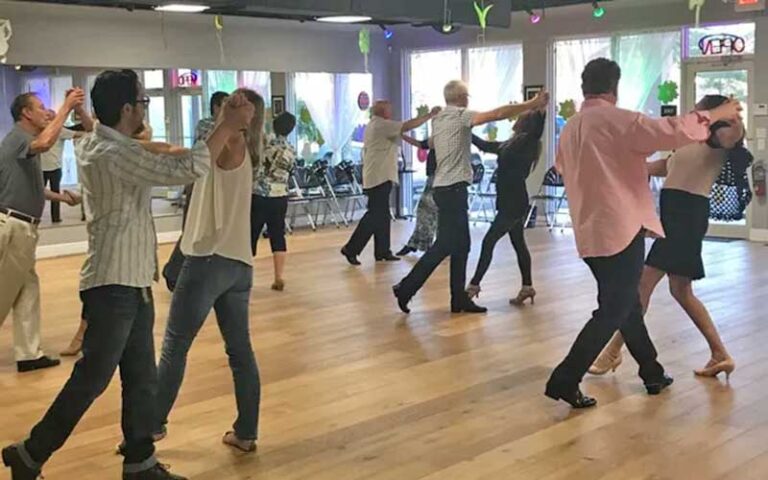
[394,80,548,314]
[2,70,250,480]
[0,89,85,373]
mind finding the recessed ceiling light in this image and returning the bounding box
[154,4,210,13]
[316,15,372,23]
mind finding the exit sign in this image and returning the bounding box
[735,0,765,12]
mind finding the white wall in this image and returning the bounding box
[0,1,391,99]
[389,0,768,232]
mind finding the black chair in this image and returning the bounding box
[527,166,570,231]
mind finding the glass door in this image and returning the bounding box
[180,94,203,147]
[683,61,753,239]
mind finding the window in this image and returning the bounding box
[408,49,461,180]
[293,72,372,164]
[205,70,272,107]
[685,22,755,59]
[468,45,524,153]
[143,69,164,90]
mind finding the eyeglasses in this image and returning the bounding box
[136,96,151,106]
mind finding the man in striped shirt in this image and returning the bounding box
[2,70,251,480]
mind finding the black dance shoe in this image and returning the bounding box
[645,375,674,395]
[375,253,401,262]
[17,356,60,373]
[544,387,597,409]
[392,284,411,314]
[396,246,416,256]
[2,445,41,480]
[450,299,487,314]
[123,463,187,480]
[340,247,361,266]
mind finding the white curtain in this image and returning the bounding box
[615,31,681,114]
[240,71,272,101]
[555,37,612,111]
[295,72,371,163]
[468,45,524,141]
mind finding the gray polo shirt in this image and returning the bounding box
[0,125,45,218]
[432,105,477,188]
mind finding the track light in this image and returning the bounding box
[592,1,605,18]
[526,9,541,24]
[379,24,393,40]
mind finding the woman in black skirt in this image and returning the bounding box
[590,95,745,379]
[466,108,545,306]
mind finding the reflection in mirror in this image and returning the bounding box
[0,65,277,229]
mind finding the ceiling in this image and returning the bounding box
[19,0,608,28]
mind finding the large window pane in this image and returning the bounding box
[143,69,164,90]
[616,31,681,116]
[686,22,755,59]
[468,45,524,149]
[180,95,203,147]
[409,49,461,179]
[147,95,167,142]
[206,70,237,100]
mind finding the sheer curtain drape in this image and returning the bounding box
[468,45,524,141]
[295,72,371,163]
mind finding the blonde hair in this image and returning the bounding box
[443,80,468,105]
[233,88,266,169]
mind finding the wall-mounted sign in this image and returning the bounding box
[699,33,746,56]
[357,91,370,111]
[686,22,755,58]
[661,105,678,117]
[735,0,765,13]
[172,69,201,88]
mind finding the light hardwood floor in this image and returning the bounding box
[2,223,768,480]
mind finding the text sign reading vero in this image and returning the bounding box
[699,34,746,56]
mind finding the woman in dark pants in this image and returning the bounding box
[251,112,297,291]
[466,109,546,306]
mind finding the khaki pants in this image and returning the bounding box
[0,213,43,362]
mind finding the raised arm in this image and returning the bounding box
[402,106,441,133]
[647,156,669,177]
[209,93,255,169]
[630,99,742,156]
[471,91,549,127]
[29,89,84,154]
[402,135,428,150]
[471,134,501,155]
[75,104,95,132]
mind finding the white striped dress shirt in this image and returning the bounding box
[77,124,211,291]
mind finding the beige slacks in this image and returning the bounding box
[0,213,44,362]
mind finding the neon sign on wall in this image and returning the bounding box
[698,33,746,56]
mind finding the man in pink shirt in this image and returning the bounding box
[545,58,742,409]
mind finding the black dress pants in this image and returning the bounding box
[546,231,665,394]
[396,182,470,304]
[344,181,393,259]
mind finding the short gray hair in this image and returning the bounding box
[443,80,468,105]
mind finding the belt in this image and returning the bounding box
[0,207,41,225]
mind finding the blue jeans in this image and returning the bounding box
[22,286,159,474]
[156,255,260,440]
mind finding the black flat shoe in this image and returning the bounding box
[396,246,416,256]
[2,445,41,480]
[375,254,401,262]
[544,388,597,409]
[392,284,411,314]
[645,375,674,395]
[17,355,60,373]
[450,300,487,314]
[340,247,361,266]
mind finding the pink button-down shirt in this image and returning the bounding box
[556,98,711,258]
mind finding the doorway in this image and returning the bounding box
[683,60,753,239]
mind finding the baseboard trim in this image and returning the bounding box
[750,228,768,242]
[37,230,182,260]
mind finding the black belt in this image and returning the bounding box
[0,207,41,225]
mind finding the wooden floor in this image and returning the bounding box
[2,223,768,480]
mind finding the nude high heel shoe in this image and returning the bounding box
[588,350,623,375]
[61,320,87,357]
[694,357,735,380]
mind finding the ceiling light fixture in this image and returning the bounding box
[526,9,542,24]
[316,15,372,23]
[154,4,210,13]
[591,1,605,18]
